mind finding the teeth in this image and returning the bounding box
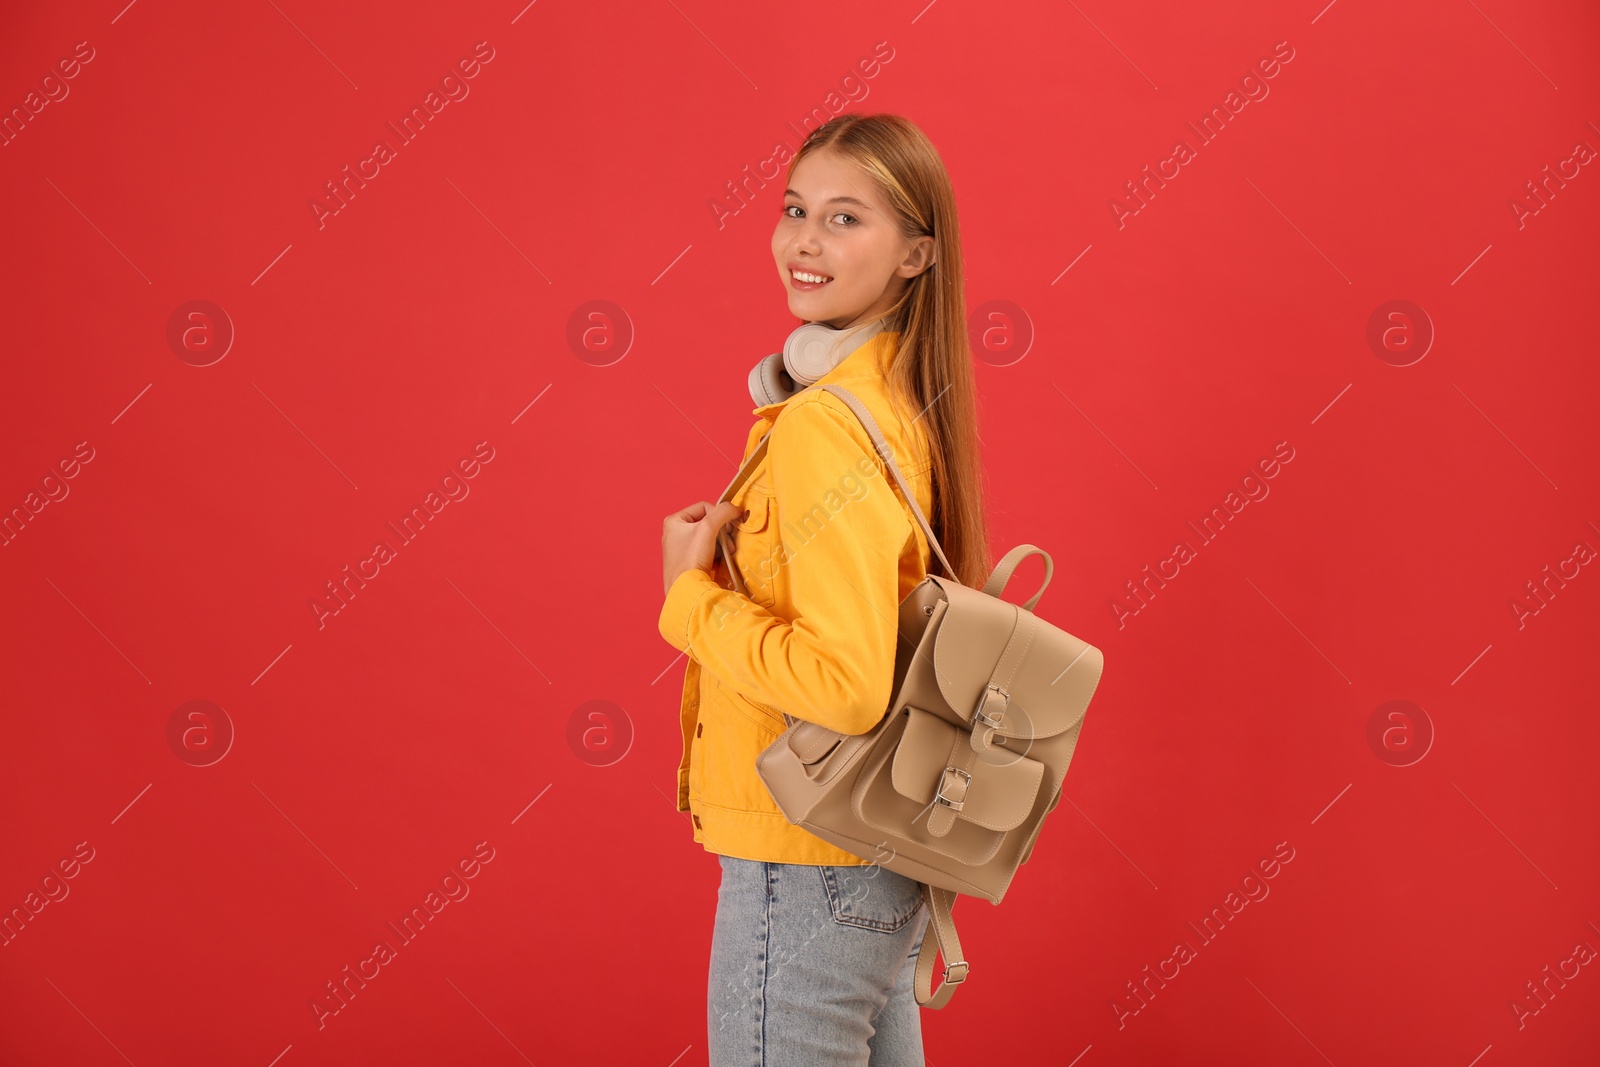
[792,270,831,284]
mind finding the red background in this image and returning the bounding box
[2,1,1597,1064]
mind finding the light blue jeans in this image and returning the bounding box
[707,854,931,1066]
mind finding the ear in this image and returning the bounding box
[897,235,937,279]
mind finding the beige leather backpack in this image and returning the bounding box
[716,383,1106,1009]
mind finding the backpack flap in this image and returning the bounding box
[928,575,1104,744]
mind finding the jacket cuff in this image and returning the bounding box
[658,566,720,655]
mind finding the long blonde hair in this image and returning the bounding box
[788,113,991,588]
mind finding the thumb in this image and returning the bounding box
[708,500,745,528]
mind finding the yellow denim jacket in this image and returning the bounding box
[657,329,935,866]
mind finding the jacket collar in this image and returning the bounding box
[750,328,902,420]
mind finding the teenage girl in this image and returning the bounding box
[658,112,989,1066]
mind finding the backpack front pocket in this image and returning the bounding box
[854,706,1046,867]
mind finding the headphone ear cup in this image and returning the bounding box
[748,352,796,407]
[783,322,843,383]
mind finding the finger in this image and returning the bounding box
[667,500,712,523]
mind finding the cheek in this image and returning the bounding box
[839,257,874,291]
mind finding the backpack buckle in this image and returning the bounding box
[934,766,972,811]
[942,959,970,984]
[973,682,1009,729]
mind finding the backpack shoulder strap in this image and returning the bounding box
[913,884,969,1008]
[816,384,957,582]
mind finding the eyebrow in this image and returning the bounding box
[782,188,873,210]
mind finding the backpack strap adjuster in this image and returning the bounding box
[934,766,972,811]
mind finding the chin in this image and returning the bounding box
[788,295,830,321]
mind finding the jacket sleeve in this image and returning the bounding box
[657,397,913,736]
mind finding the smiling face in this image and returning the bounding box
[772,148,936,331]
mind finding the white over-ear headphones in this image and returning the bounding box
[748,318,887,407]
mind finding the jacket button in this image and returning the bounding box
[696,723,703,737]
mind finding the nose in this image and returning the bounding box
[790,216,827,255]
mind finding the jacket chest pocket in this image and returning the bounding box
[725,484,778,608]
